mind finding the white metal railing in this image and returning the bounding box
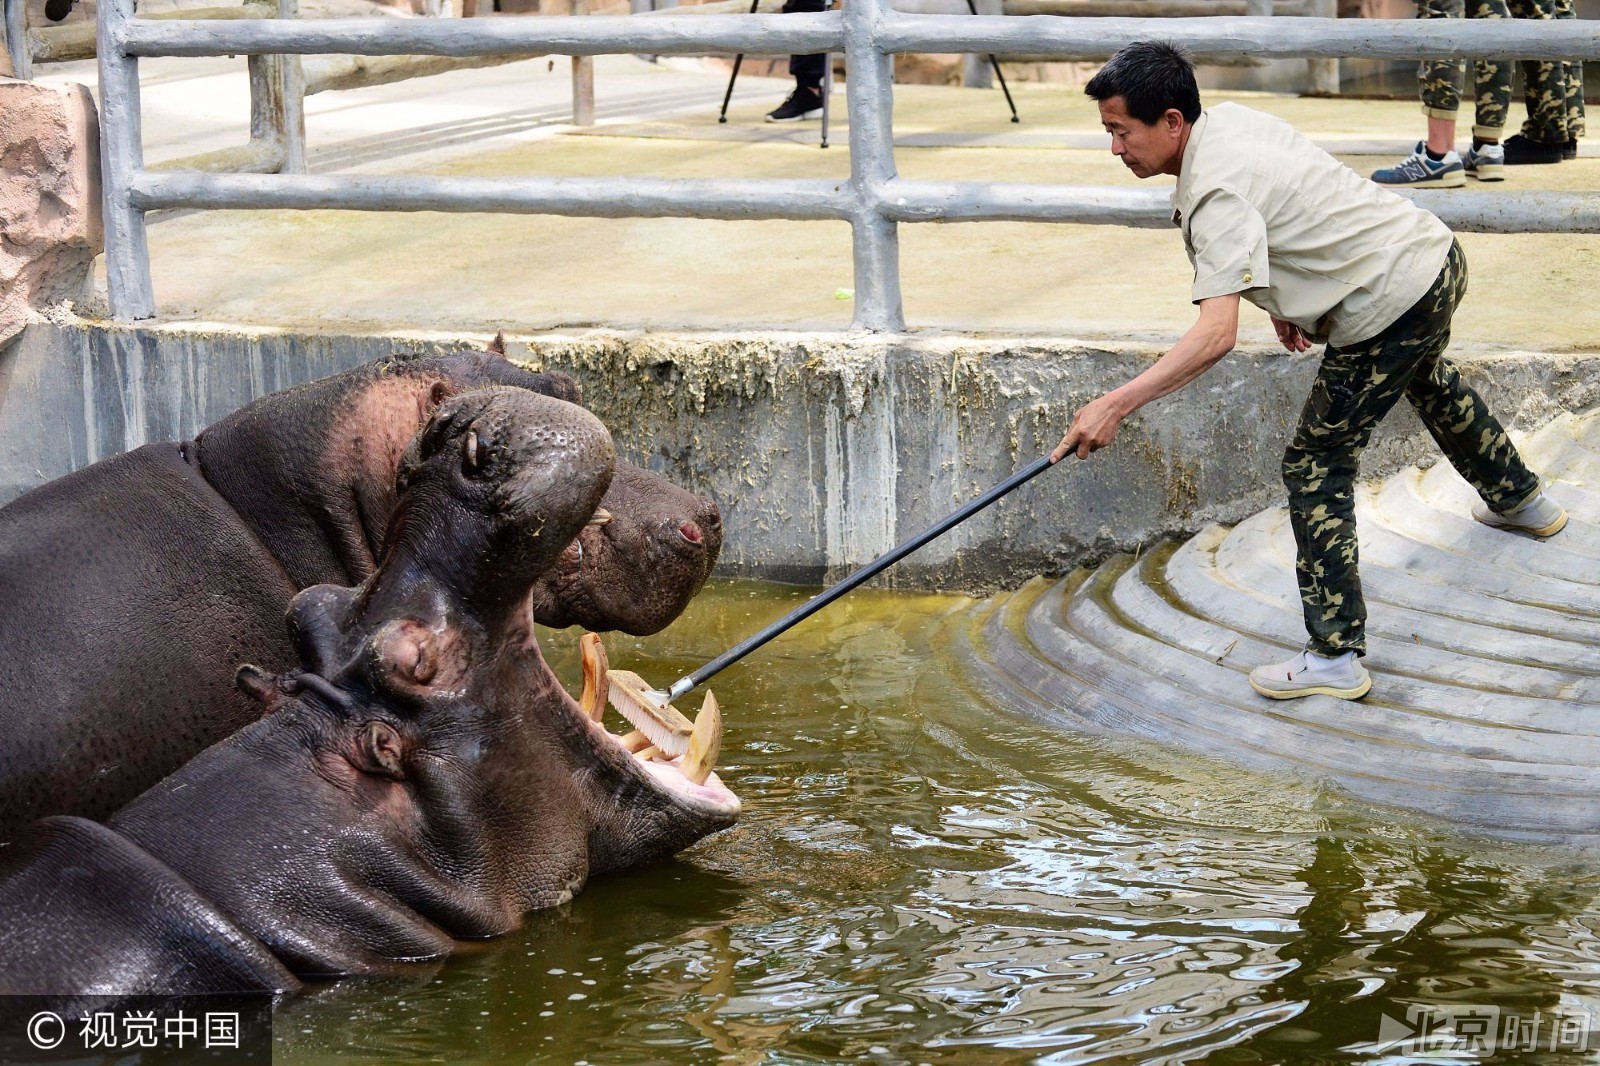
[96,6,1600,330]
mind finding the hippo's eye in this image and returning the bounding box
[463,429,481,473]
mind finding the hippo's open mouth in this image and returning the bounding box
[556,631,740,821]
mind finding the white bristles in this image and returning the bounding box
[607,670,693,757]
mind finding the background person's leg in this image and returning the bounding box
[1555,0,1584,156]
[1376,0,1470,185]
[1418,0,1467,125]
[1506,0,1570,159]
[767,0,828,121]
[1463,0,1512,177]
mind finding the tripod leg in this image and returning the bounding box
[719,55,745,123]
[821,52,831,148]
[989,55,1019,123]
[718,0,765,123]
[962,0,1019,124]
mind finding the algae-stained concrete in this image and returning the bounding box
[5,320,1594,590]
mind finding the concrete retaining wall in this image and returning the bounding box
[3,317,1596,590]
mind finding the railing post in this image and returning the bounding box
[98,0,157,320]
[844,0,905,332]
[571,0,595,126]
[278,0,307,173]
[4,0,32,80]
[248,0,307,173]
[1306,0,1340,94]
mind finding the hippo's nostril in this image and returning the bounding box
[679,522,704,545]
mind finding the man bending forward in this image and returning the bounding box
[1054,41,1567,701]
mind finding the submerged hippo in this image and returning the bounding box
[0,348,721,838]
[0,388,738,995]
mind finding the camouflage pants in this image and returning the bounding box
[1556,0,1585,140]
[1282,241,1539,656]
[1417,0,1512,139]
[1510,0,1586,143]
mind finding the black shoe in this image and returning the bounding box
[1503,133,1564,165]
[765,87,823,123]
[1565,138,1579,160]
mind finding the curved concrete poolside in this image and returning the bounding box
[947,409,1600,844]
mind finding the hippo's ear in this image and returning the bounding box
[353,720,409,781]
[236,664,287,711]
[288,585,359,675]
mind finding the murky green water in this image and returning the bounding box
[274,581,1600,1065]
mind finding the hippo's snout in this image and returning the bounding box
[673,496,722,551]
[531,473,721,636]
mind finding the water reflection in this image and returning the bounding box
[273,581,1600,1064]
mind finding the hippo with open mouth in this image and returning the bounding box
[0,346,722,837]
[0,387,739,995]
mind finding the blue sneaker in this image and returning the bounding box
[1371,141,1466,188]
[1464,142,1505,181]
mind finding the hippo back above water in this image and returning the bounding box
[0,349,722,838]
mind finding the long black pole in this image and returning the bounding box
[664,453,1059,701]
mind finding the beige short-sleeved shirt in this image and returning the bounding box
[1172,103,1455,347]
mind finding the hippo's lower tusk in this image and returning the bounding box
[578,632,607,723]
[681,691,721,786]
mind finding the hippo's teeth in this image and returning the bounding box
[608,670,693,757]
[588,507,614,527]
[681,691,722,786]
[578,632,608,723]
[617,729,652,754]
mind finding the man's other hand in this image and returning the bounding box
[1271,316,1312,353]
[1051,394,1126,462]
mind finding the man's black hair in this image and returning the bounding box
[1083,41,1202,125]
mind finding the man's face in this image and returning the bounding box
[1098,96,1185,179]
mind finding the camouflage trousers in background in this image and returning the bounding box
[1509,0,1586,144]
[1417,0,1512,138]
[1281,240,1540,657]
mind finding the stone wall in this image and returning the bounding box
[0,80,101,349]
[4,320,1594,591]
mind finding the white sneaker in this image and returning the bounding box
[1249,650,1372,701]
[1472,490,1568,537]
[1464,142,1506,181]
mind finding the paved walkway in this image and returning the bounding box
[33,48,1600,346]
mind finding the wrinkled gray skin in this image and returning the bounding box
[0,350,719,838]
[0,389,740,996]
